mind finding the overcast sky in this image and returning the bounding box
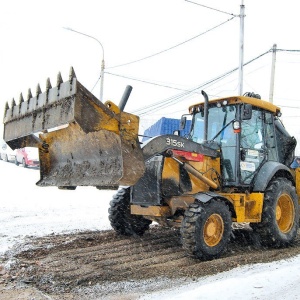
[1,0,300,150]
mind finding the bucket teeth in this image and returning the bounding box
[57,72,63,87]
[46,78,52,91]
[69,66,76,83]
[19,93,24,113]
[36,84,42,97]
[11,98,16,107]
[4,101,9,116]
[27,88,33,101]
[19,93,24,104]
[4,67,79,133]
[10,98,16,116]
[26,88,32,109]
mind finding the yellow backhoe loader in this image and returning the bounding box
[3,67,299,260]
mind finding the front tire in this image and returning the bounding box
[251,177,299,247]
[108,188,152,236]
[181,199,232,260]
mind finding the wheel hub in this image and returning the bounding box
[276,193,295,233]
[203,213,224,247]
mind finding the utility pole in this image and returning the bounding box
[269,44,277,103]
[238,0,245,96]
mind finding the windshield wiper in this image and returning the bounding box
[210,119,234,141]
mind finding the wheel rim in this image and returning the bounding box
[203,213,224,247]
[276,193,295,233]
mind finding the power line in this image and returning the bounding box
[107,47,299,116]
[137,48,269,93]
[277,49,300,53]
[130,49,272,116]
[105,71,188,92]
[185,0,238,17]
[132,85,200,115]
[133,87,197,114]
[137,93,194,116]
[107,16,236,69]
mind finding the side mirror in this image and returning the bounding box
[180,116,187,130]
[242,104,252,120]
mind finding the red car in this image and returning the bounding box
[15,147,40,168]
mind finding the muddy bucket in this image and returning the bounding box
[3,68,145,188]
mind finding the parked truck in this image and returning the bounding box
[3,67,299,260]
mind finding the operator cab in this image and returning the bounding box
[184,94,296,190]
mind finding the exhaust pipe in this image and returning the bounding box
[118,85,133,112]
[201,90,209,142]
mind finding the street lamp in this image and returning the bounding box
[63,27,105,102]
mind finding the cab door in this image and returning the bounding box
[239,108,266,184]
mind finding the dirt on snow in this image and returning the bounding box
[0,225,300,299]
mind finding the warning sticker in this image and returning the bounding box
[240,161,256,172]
[248,149,259,157]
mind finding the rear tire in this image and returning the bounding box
[108,188,152,236]
[3,154,8,162]
[15,157,19,166]
[251,177,299,247]
[181,199,232,260]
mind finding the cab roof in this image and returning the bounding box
[189,96,281,115]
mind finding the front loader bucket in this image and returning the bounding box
[3,67,145,188]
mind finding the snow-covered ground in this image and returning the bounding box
[141,256,300,300]
[0,160,114,254]
[1,159,300,299]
